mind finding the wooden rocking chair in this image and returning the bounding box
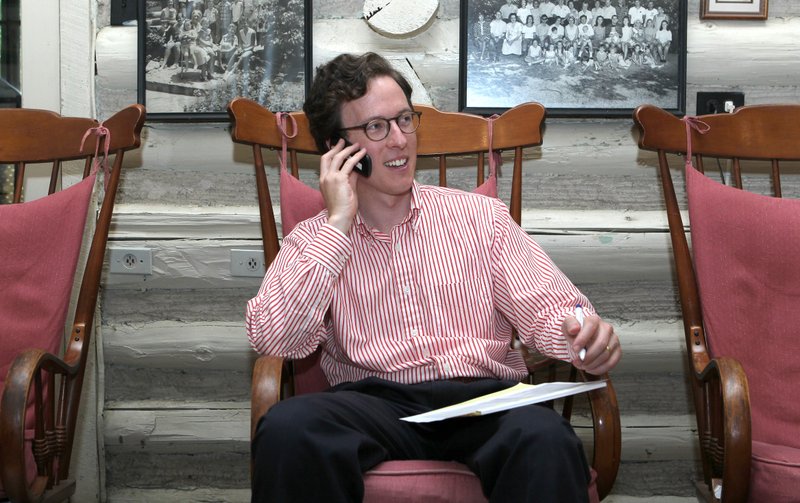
[229,97,621,501]
[0,105,145,503]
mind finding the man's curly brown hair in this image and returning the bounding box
[303,52,413,153]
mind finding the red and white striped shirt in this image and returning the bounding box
[246,182,593,386]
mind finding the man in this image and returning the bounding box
[202,0,219,42]
[472,12,493,61]
[517,1,533,25]
[177,0,190,20]
[231,0,243,28]
[489,11,507,62]
[500,0,519,20]
[237,17,256,71]
[158,4,180,68]
[540,0,556,21]
[643,0,659,24]
[220,0,232,34]
[159,0,178,28]
[553,0,571,21]
[628,0,647,25]
[536,13,551,39]
[247,52,621,502]
[601,0,617,25]
[530,0,543,22]
[577,1,594,24]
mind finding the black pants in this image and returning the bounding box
[251,377,590,503]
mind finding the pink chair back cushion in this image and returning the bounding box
[0,174,94,497]
[472,169,497,199]
[280,166,497,396]
[687,164,800,449]
[279,167,325,238]
[363,461,599,503]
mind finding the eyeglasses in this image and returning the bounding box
[338,111,422,142]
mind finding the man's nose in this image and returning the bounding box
[385,120,408,147]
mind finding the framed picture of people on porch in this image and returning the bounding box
[138,0,311,120]
[459,0,687,117]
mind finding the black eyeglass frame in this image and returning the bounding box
[338,111,423,142]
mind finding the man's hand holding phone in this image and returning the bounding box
[329,134,372,177]
[319,137,367,234]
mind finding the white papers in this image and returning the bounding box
[400,380,608,423]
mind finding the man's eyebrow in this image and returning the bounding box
[356,108,414,123]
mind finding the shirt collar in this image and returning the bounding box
[353,181,423,238]
[408,181,422,232]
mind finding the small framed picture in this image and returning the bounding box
[700,0,768,20]
[138,0,312,121]
[459,0,687,117]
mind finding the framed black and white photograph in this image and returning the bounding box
[459,0,687,117]
[138,0,311,121]
[700,0,767,20]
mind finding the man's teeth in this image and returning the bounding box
[385,159,406,167]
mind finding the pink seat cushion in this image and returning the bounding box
[363,460,599,503]
[750,440,800,502]
[687,165,800,495]
[363,460,486,503]
[0,174,94,497]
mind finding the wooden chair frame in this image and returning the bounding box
[633,103,800,502]
[229,97,621,500]
[0,105,145,503]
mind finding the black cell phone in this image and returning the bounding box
[329,134,372,177]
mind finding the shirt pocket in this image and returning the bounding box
[425,274,493,340]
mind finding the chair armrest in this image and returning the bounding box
[250,354,286,441]
[696,356,751,503]
[521,350,621,500]
[0,348,78,502]
[582,371,621,501]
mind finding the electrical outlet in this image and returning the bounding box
[231,249,266,277]
[696,92,745,115]
[109,247,152,274]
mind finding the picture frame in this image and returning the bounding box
[138,0,312,121]
[700,0,767,20]
[459,0,687,117]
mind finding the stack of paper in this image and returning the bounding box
[400,380,607,423]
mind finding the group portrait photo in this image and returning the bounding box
[460,0,686,115]
[139,0,308,119]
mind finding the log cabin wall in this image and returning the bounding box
[86,0,800,501]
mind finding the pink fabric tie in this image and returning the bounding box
[79,124,111,188]
[472,114,501,198]
[275,112,325,236]
[276,112,298,173]
[487,113,502,179]
[680,115,710,167]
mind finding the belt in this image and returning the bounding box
[446,376,491,384]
